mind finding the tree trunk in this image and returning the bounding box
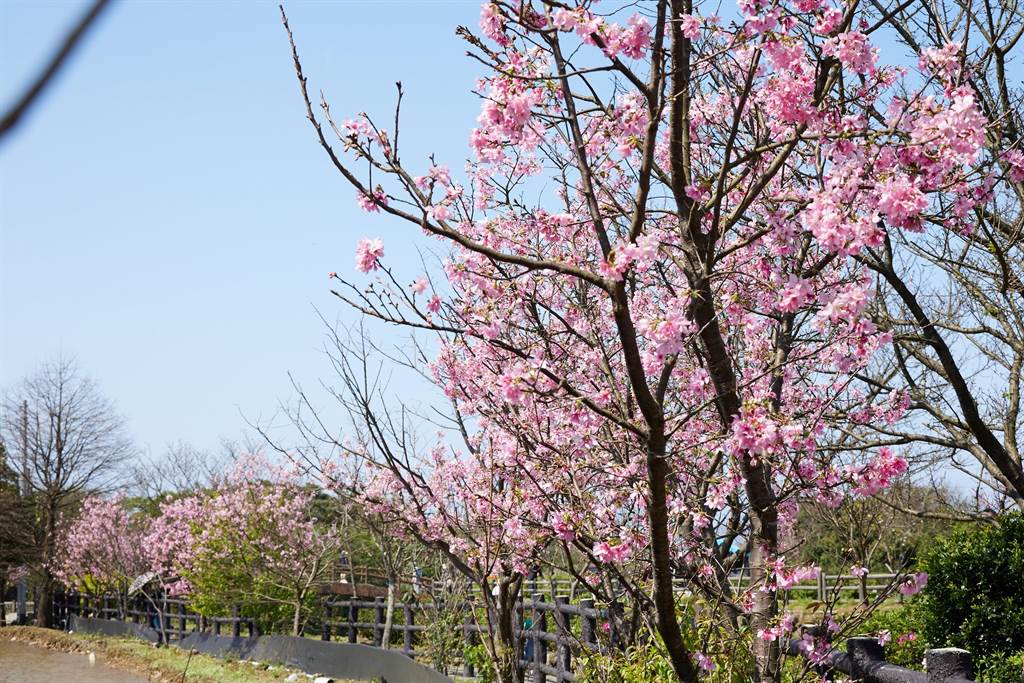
[292,601,302,636]
[646,440,700,683]
[748,518,780,683]
[35,499,58,628]
[34,573,53,628]
[484,579,524,683]
[381,580,395,649]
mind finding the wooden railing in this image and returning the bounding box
[320,593,604,683]
[788,634,978,683]
[54,591,258,641]
[50,576,916,683]
[523,571,901,602]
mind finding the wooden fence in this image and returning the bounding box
[319,593,605,682]
[49,573,911,683]
[53,589,605,683]
[54,591,259,641]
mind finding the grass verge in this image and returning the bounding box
[3,625,358,682]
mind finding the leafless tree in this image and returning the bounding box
[843,0,1024,513]
[0,358,134,626]
[129,439,234,500]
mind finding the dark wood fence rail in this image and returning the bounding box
[788,633,978,683]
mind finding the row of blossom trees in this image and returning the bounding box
[277,0,1020,680]
[53,455,343,636]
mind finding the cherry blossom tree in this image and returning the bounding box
[281,0,1001,680]
[145,454,343,636]
[52,496,150,618]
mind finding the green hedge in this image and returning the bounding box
[918,513,1024,659]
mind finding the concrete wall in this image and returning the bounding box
[68,615,453,683]
[69,615,160,644]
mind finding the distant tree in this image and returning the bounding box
[51,496,150,618]
[146,454,344,636]
[0,358,134,626]
[0,442,34,600]
[793,483,960,598]
[128,441,225,502]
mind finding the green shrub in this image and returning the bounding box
[977,650,1023,683]
[857,605,927,669]
[421,606,466,675]
[464,644,496,683]
[578,643,676,683]
[918,513,1024,659]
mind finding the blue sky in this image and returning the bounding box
[1,0,483,457]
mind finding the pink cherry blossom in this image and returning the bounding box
[899,572,928,596]
[777,276,814,312]
[356,188,387,213]
[679,14,700,39]
[354,237,384,273]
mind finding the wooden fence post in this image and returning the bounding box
[533,594,547,683]
[374,597,385,646]
[178,602,186,638]
[347,601,358,643]
[464,619,476,677]
[580,598,596,648]
[817,572,827,601]
[926,648,974,682]
[403,603,414,656]
[847,636,884,680]
[231,605,241,639]
[322,602,332,641]
[554,596,572,679]
[609,601,624,651]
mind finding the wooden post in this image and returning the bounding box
[926,648,974,682]
[213,617,221,636]
[231,605,241,639]
[374,597,385,646]
[403,603,414,656]
[554,596,572,678]
[580,598,596,648]
[533,594,547,683]
[848,636,884,680]
[609,601,625,650]
[817,572,827,601]
[464,620,476,677]
[178,602,186,638]
[347,601,358,643]
[322,602,332,641]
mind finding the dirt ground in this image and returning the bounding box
[1,626,351,682]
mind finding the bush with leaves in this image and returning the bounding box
[977,651,1024,683]
[421,604,469,675]
[918,514,1024,661]
[856,605,927,669]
